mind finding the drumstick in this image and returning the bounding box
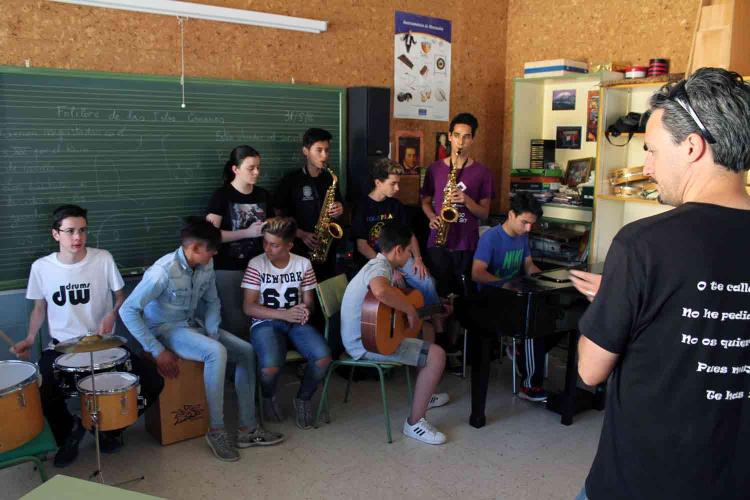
[0,329,15,348]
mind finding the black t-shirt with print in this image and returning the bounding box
[580,203,750,500]
[274,166,343,257]
[207,184,270,270]
[351,196,409,262]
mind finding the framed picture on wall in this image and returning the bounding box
[435,131,450,160]
[556,126,582,149]
[395,130,423,175]
[564,157,594,187]
[552,89,576,110]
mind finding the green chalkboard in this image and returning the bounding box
[0,66,346,290]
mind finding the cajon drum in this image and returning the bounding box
[145,357,209,445]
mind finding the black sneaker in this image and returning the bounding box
[518,386,548,402]
[54,417,86,468]
[99,430,124,454]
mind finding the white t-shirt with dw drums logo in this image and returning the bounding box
[26,248,125,344]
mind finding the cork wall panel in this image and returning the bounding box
[0,0,509,208]
[501,0,699,210]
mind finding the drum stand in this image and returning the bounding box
[87,351,144,487]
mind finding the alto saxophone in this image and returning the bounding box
[309,166,344,264]
[434,148,462,246]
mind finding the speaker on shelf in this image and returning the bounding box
[347,87,390,203]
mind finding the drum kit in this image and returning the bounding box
[0,332,143,485]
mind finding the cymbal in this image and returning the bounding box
[55,334,126,353]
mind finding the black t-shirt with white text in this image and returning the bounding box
[207,184,270,270]
[580,203,750,500]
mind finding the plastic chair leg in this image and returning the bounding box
[405,366,413,403]
[344,365,355,403]
[512,339,518,394]
[376,365,392,443]
[256,377,265,427]
[0,456,47,483]
[33,457,47,482]
[462,328,469,379]
[315,362,336,427]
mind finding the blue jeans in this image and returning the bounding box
[250,319,331,401]
[575,486,589,500]
[156,323,256,430]
[399,257,441,306]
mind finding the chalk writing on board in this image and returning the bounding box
[187,114,225,124]
[0,127,127,139]
[284,111,314,123]
[57,106,101,119]
[215,130,300,143]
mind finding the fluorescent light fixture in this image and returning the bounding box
[50,0,328,33]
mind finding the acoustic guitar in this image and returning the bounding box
[361,288,443,355]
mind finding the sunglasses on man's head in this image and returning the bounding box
[667,80,717,144]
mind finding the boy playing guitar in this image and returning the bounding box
[340,221,450,445]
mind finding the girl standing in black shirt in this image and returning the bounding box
[207,145,271,337]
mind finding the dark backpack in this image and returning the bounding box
[605,111,650,146]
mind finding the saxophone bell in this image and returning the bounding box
[328,221,344,239]
[440,205,460,223]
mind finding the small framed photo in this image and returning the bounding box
[435,131,450,161]
[395,130,423,174]
[552,89,576,110]
[564,157,594,187]
[556,126,582,149]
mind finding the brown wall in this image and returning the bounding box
[0,0,703,213]
[501,0,699,210]
[0,0,509,208]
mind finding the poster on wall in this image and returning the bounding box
[586,90,600,141]
[394,11,451,121]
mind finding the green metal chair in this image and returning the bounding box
[314,274,413,443]
[0,420,57,483]
[0,334,57,483]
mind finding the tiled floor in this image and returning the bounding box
[2,355,603,499]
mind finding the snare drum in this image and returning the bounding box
[0,360,43,452]
[54,347,131,397]
[77,372,140,431]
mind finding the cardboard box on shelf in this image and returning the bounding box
[523,59,588,79]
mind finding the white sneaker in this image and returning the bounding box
[427,392,450,410]
[403,417,447,445]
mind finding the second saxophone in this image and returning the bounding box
[309,165,344,264]
[434,147,462,246]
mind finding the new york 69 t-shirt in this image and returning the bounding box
[241,253,317,326]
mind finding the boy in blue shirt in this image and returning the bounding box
[471,192,559,402]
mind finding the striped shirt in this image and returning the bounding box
[241,253,317,325]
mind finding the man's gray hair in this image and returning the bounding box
[650,68,750,173]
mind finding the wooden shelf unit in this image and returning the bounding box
[596,194,661,205]
[510,71,623,266]
[590,80,674,264]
